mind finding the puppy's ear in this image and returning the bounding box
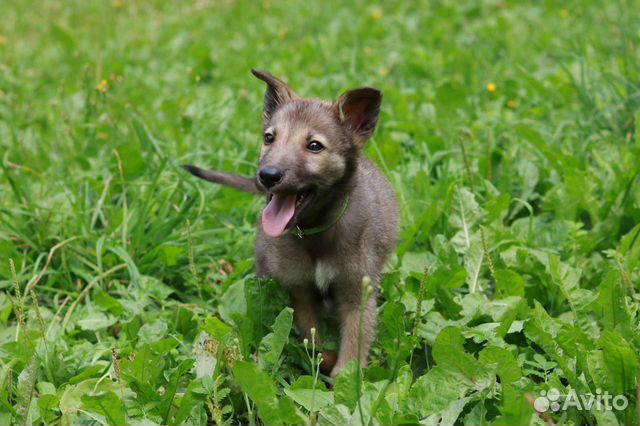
[251,69,298,124]
[334,87,382,146]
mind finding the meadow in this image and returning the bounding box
[1,0,639,425]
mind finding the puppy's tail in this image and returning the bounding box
[182,165,263,194]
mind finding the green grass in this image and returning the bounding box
[1,0,640,425]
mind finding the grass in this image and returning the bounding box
[1,0,639,425]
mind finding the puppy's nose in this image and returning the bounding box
[258,166,283,188]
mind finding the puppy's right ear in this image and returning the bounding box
[334,87,382,147]
[251,69,298,124]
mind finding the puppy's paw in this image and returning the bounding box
[320,350,337,375]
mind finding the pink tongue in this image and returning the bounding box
[262,194,297,237]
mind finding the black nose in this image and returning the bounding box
[258,166,283,188]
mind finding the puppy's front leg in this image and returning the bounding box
[331,290,377,377]
[289,288,337,374]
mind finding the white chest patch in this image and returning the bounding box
[315,260,337,293]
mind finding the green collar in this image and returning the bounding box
[291,195,350,238]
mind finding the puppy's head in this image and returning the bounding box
[251,69,382,237]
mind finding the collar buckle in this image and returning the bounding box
[290,195,350,239]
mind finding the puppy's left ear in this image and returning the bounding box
[334,87,382,146]
[251,69,298,124]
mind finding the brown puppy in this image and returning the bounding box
[184,70,398,377]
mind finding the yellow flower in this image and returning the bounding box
[370,8,383,20]
[559,9,569,18]
[95,79,109,94]
[0,35,7,45]
[379,67,389,77]
[507,100,517,109]
[97,132,109,140]
[486,83,496,93]
[112,0,124,8]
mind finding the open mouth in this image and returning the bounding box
[262,190,314,237]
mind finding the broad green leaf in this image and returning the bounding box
[596,270,632,338]
[60,378,121,424]
[232,361,304,425]
[449,187,483,252]
[599,331,639,396]
[372,391,394,426]
[509,159,539,220]
[441,395,474,426]
[218,280,247,325]
[546,253,595,314]
[592,404,621,426]
[137,318,168,345]
[37,381,56,395]
[479,346,521,383]
[556,323,593,358]
[494,297,526,338]
[587,350,609,392]
[333,360,360,411]
[93,291,123,316]
[120,344,165,387]
[463,234,484,293]
[432,326,494,390]
[619,223,640,257]
[492,383,533,426]
[204,316,233,340]
[38,393,60,425]
[284,388,334,412]
[494,269,525,298]
[139,276,174,301]
[350,381,390,426]
[483,191,511,224]
[258,307,293,373]
[405,366,471,417]
[15,356,38,426]
[459,292,488,319]
[224,278,289,356]
[158,359,195,424]
[81,391,126,426]
[399,251,435,275]
[172,378,206,426]
[77,312,117,331]
[158,245,183,266]
[320,403,351,425]
[68,364,109,385]
[116,143,145,178]
[243,277,289,350]
[383,365,413,410]
[378,302,412,362]
[290,375,328,391]
[523,302,577,386]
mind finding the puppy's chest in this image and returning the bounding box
[314,259,339,292]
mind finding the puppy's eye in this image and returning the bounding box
[307,141,325,152]
[263,133,275,145]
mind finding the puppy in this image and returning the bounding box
[184,69,398,377]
